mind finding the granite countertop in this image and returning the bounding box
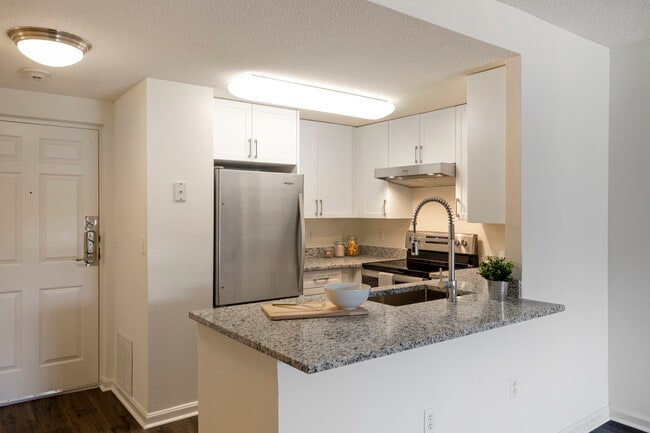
[190,269,565,374]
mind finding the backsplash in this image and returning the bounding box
[305,245,405,259]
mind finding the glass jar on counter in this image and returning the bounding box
[334,241,346,257]
[346,236,359,256]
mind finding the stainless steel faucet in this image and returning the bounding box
[411,197,457,302]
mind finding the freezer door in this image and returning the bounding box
[215,169,304,306]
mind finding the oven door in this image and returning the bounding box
[361,269,426,288]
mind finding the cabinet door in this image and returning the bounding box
[213,99,252,161]
[357,122,389,217]
[466,66,506,223]
[388,115,420,166]
[420,107,456,163]
[252,105,297,164]
[299,121,319,217]
[317,123,352,217]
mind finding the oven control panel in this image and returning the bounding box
[405,231,478,255]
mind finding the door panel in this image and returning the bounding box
[40,175,82,261]
[0,174,21,263]
[0,120,98,403]
[0,291,21,371]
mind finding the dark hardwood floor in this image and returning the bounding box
[1,389,645,433]
[591,421,645,433]
[0,388,197,433]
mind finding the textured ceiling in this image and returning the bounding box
[498,0,650,48]
[0,0,513,126]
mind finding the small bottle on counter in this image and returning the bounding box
[346,236,359,256]
[334,241,346,257]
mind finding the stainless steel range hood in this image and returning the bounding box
[374,163,456,188]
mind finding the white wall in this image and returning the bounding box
[113,81,150,409]
[291,1,610,432]
[112,78,214,423]
[145,79,214,412]
[279,316,576,433]
[609,39,650,430]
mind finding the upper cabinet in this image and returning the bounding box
[353,122,412,218]
[213,98,298,165]
[299,120,353,218]
[419,107,456,163]
[388,115,420,166]
[456,66,506,224]
[388,107,457,166]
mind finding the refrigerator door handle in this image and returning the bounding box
[298,192,305,294]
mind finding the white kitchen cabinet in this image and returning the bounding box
[302,268,360,296]
[303,269,341,296]
[419,106,456,163]
[353,122,412,218]
[213,98,298,165]
[388,114,420,166]
[457,66,506,223]
[299,120,352,218]
[388,107,457,167]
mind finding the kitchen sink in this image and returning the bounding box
[368,288,470,307]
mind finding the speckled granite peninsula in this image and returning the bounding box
[190,268,564,374]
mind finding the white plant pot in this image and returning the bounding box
[487,280,508,301]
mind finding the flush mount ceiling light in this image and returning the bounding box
[228,74,395,120]
[7,26,91,67]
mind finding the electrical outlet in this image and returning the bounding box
[424,407,435,433]
[380,230,384,241]
[510,377,519,400]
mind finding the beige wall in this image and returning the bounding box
[306,185,506,259]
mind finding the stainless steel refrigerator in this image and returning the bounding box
[214,167,304,306]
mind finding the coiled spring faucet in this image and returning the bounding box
[411,196,457,302]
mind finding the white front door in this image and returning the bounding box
[0,120,99,403]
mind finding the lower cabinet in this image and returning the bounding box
[353,122,412,218]
[303,268,360,296]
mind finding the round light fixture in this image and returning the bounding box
[7,26,91,67]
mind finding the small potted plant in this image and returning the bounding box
[478,256,514,301]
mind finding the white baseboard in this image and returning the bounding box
[610,407,650,432]
[99,377,198,429]
[558,406,610,433]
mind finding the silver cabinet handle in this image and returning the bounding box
[248,138,252,159]
[254,139,258,159]
[313,277,330,283]
[319,199,323,216]
[76,216,99,266]
[414,146,418,164]
[383,199,387,218]
[315,199,318,217]
[455,198,461,219]
[419,145,423,163]
[298,193,305,294]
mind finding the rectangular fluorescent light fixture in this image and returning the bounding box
[228,74,395,120]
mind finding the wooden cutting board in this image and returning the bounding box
[261,300,368,320]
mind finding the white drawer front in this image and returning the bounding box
[303,270,341,295]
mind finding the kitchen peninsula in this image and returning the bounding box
[190,269,564,433]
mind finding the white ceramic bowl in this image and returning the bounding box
[324,283,370,310]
